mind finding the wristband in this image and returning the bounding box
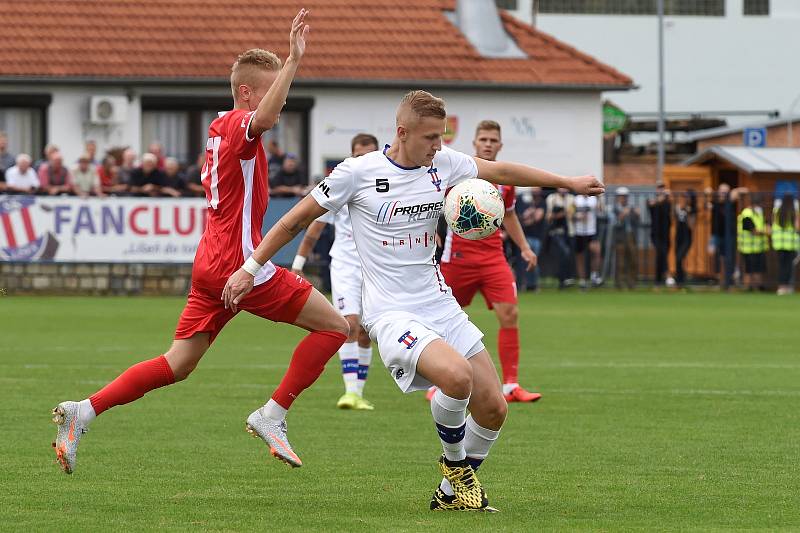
[242,256,263,276]
[291,255,307,271]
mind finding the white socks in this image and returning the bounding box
[356,345,371,396]
[339,342,360,395]
[78,399,96,426]
[440,416,501,496]
[430,389,469,462]
[259,399,287,422]
[502,382,519,395]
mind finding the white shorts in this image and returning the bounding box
[330,258,362,318]
[367,305,485,393]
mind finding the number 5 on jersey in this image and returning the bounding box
[376,178,389,193]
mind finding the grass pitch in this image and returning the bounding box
[2,291,799,531]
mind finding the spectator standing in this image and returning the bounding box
[38,151,75,195]
[613,187,640,289]
[4,153,40,194]
[34,143,59,171]
[117,148,137,188]
[162,157,186,197]
[267,139,285,179]
[0,131,16,174]
[83,140,99,165]
[648,183,672,286]
[184,152,207,197]
[72,153,104,197]
[573,194,604,288]
[129,153,167,197]
[737,190,768,291]
[674,190,696,287]
[148,141,166,169]
[98,155,127,195]
[515,186,547,291]
[771,193,799,295]
[546,187,575,289]
[269,153,308,197]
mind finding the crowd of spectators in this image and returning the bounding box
[0,133,310,200]
[508,184,798,294]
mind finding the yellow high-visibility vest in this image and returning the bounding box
[771,207,800,251]
[737,207,768,254]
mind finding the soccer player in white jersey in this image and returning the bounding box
[292,133,380,411]
[222,90,604,511]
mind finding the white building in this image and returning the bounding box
[0,0,631,181]
[504,0,799,121]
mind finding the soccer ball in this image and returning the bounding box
[443,178,505,240]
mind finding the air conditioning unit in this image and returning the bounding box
[89,95,128,124]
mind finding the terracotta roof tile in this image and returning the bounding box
[0,0,632,88]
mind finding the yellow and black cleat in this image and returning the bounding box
[430,487,499,512]
[437,455,489,510]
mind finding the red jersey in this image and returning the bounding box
[193,109,275,289]
[441,183,515,264]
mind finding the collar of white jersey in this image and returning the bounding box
[382,144,424,171]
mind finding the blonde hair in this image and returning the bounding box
[475,120,501,138]
[397,90,446,125]
[230,49,282,98]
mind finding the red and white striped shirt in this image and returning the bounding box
[193,109,275,289]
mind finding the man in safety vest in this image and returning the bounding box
[737,190,768,291]
[771,193,800,295]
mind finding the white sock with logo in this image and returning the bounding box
[339,342,360,395]
[356,345,372,397]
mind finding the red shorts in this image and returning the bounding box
[440,260,517,310]
[175,266,313,344]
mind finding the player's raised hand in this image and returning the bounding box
[222,268,255,313]
[570,175,605,196]
[289,8,310,61]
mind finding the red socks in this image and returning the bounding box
[89,355,175,415]
[497,328,520,384]
[272,330,347,409]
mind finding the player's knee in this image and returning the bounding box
[497,306,518,327]
[332,314,350,338]
[344,315,360,342]
[441,360,473,398]
[170,359,198,382]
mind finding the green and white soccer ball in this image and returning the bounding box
[443,178,505,240]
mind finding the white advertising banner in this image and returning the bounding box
[0,195,208,262]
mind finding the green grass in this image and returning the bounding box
[2,292,799,531]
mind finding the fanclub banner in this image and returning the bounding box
[0,195,208,262]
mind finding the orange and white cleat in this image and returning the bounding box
[51,401,88,474]
[246,409,303,468]
[504,386,542,403]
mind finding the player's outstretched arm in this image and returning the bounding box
[292,220,327,274]
[249,9,311,137]
[222,195,328,311]
[474,157,605,196]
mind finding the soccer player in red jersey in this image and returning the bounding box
[438,120,542,403]
[52,9,349,474]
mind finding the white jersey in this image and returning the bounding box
[318,204,359,267]
[310,145,478,327]
[573,195,599,236]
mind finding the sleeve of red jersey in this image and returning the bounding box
[226,109,261,159]
[504,185,516,212]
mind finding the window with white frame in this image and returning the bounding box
[538,0,724,16]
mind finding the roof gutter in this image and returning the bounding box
[0,75,634,92]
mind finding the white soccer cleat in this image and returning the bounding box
[51,401,88,474]
[245,409,303,468]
